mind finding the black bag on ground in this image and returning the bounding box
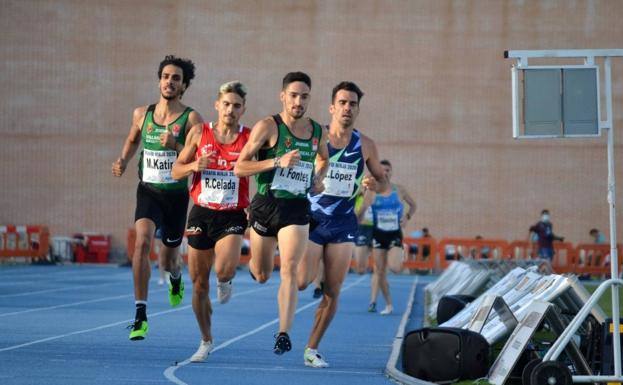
[401,327,490,384]
[436,294,475,324]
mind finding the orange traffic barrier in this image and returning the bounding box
[506,240,537,260]
[402,237,436,271]
[0,225,50,259]
[551,241,577,273]
[437,238,509,269]
[574,243,623,277]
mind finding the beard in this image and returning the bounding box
[289,107,305,119]
[161,92,177,101]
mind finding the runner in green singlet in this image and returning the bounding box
[234,72,329,355]
[112,55,203,340]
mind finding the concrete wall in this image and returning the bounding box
[1,0,622,258]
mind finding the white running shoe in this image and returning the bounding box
[190,340,213,363]
[380,305,393,315]
[304,347,329,368]
[217,280,233,304]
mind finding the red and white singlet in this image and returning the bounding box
[189,122,250,210]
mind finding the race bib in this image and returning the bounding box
[323,161,358,197]
[142,150,177,184]
[377,210,399,231]
[198,169,239,207]
[271,160,313,195]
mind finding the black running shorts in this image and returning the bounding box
[185,205,247,250]
[134,182,189,248]
[372,229,403,250]
[249,193,310,237]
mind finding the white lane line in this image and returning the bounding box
[183,364,379,375]
[163,275,368,385]
[0,288,166,317]
[0,285,273,353]
[0,281,122,298]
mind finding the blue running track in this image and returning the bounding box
[0,264,432,385]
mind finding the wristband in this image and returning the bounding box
[273,156,281,169]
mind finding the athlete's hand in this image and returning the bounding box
[280,149,301,168]
[160,128,176,149]
[112,158,126,177]
[361,175,377,191]
[311,174,325,194]
[193,151,216,172]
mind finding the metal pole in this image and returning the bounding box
[604,56,621,377]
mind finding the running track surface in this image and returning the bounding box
[0,264,433,385]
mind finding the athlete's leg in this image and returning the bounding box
[213,234,242,304]
[188,246,214,343]
[353,245,370,274]
[133,218,156,301]
[373,249,392,312]
[297,241,323,290]
[306,242,353,349]
[249,228,277,283]
[214,234,242,283]
[371,248,392,307]
[387,245,405,274]
[276,224,309,333]
[160,244,182,278]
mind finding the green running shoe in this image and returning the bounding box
[169,279,184,307]
[128,319,148,340]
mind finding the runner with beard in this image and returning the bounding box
[112,55,202,340]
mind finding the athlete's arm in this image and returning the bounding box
[311,126,329,193]
[171,123,213,180]
[356,189,376,223]
[360,133,388,189]
[396,183,416,221]
[112,106,145,177]
[234,118,282,177]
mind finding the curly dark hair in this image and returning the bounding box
[157,55,196,94]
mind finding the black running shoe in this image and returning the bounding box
[273,332,292,355]
[312,287,322,299]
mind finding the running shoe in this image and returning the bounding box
[304,347,329,368]
[273,332,292,355]
[128,319,148,340]
[169,278,184,307]
[367,302,377,313]
[380,305,393,315]
[190,340,213,362]
[312,287,322,299]
[217,280,233,304]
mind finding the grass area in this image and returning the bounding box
[448,281,622,385]
[583,281,623,317]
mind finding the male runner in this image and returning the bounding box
[112,55,202,340]
[234,72,329,355]
[296,81,387,367]
[171,81,250,362]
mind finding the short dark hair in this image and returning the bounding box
[282,71,311,90]
[541,209,550,215]
[380,159,392,168]
[157,55,196,93]
[331,81,364,103]
[589,228,599,235]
